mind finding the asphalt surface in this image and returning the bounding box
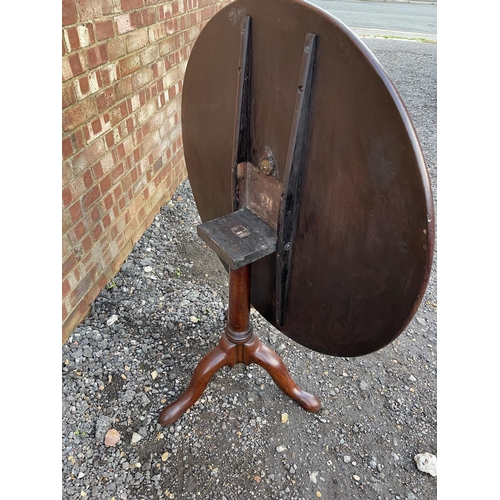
[309,0,437,41]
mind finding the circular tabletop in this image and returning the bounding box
[181,0,435,357]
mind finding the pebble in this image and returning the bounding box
[131,432,142,444]
[106,314,118,326]
[276,445,287,453]
[281,413,289,424]
[416,317,426,326]
[414,452,437,477]
[104,429,120,447]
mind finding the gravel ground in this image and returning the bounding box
[62,38,437,500]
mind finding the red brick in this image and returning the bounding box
[132,7,156,28]
[63,161,73,188]
[159,3,172,20]
[91,118,103,135]
[62,99,97,132]
[96,88,116,112]
[114,76,133,101]
[131,166,138,184]
[100,174,112,194]
[112,162,125,181]
[97,65,114,87]
[83,185,101,211]
[125,117,134,134]
[81,235,93,253]
[63,209,73,234]
[102,0,122,15]
[108,103,127,127]
[62,278,71,297]
[87,44,108,69]
[74,129,85,149]
[90,205,102,223]
[115,143,126,162]
[71,137,105,173]
[92,162,104,180]
[95,19,114,41]
[119,54,141,77]
[64,26,81,51]
[62,82,76,109]
[91,222,104,241]
[63,235,70,260]
[78,75,90,95]
[166,18,179,35]
[121,0,143,11]
[63,251,78,279]
[132,67,153,90]
[76,0,103,21]
[62,136,74,159]
[62,185,73,208]
[82,169,94,189]
[73,221,86,241]
[69,270,92,307]
[105,131,115,148]
[62,0,78,26]
[107,37,127,60]
[115,14,134,34]
[102,213,112,229]
[103,193,114,211]
[69,200,83,223]
[121,172,132,192]
[68,53,85,77]
[126,28,149,53]
[78,25,95,47]
[133,147,141,163]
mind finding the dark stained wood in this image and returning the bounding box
[231,16,252,211]
[197,208,277,269]
[276,32,317,326]
[181,0,435,357]
[158,265,321,427]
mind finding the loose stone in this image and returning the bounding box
[104,429,120,447]
[414,452,437,477]
[131,432,142,444]
[106,315,119,326]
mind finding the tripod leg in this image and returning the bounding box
[158,337,236,427]
[245,336,321,412]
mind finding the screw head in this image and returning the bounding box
[259,157,276,175]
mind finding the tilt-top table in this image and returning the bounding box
[158,0,435,427]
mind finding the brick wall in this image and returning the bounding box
[62,0,233,343]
